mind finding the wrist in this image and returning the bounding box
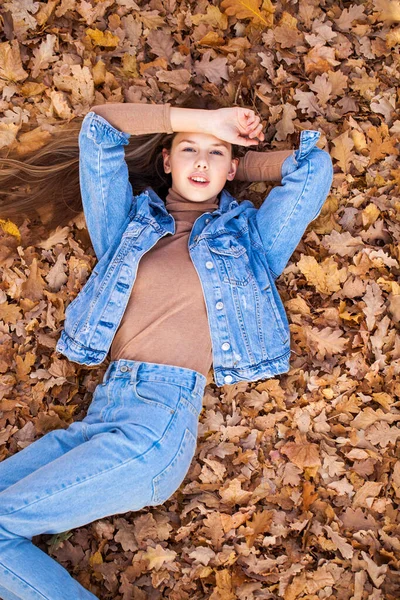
[170,107,213,134]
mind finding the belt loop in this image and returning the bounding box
[129,361,142,384]
[102,363,113,384]
[193,372,206,398]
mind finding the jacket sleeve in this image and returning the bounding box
[78,111,133,261]
[251,130,334,280]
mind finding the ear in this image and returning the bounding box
[162,148,171,174]
[226,157,239,181]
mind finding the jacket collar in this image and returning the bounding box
[145,186,238,216]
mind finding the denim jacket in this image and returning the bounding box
[56,111,333,386]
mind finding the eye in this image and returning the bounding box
[182,147,224,156]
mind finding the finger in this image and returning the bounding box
[248,123,263,138]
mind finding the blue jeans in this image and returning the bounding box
[0,360,206,600]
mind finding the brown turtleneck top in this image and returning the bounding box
[102,103,292,377]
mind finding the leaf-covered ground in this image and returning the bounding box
[1,0,400,598]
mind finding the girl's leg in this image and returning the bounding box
[0,421,87,493]
[0,377,116,493]
[0,360,205,600]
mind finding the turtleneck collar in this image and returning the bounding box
[165,186,219,212]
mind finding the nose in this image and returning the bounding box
[195,155,209,169]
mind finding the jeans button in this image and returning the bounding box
[120,366,129,372]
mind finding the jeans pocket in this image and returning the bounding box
[151,427,197,505]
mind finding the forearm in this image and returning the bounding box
[90,103,174,135]
[235,149,293,183]
[169,107,212,134]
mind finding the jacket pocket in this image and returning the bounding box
[262,283,289,345]
[208,239,252,286]
[151,427,197,505]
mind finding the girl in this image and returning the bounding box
[0,92,333,599]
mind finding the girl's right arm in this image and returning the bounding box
[91,103,210,135]
[80,103,180,262]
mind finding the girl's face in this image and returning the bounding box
[162,132,239,202]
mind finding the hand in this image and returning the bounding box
[208,107,265,147]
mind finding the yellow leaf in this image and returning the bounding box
[362,203,380,227]
[89,551,103,567]
[297,255,348,295]
[220,0,274,28]
[85,28,120,48]
[0,218,21,240]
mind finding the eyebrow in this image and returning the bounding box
[177,138,229,149]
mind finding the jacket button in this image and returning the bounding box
[224,375,233,384]
[206,261,213,269]
[216,301,224,310]
[222,342,230,351]
[205,218,210,224]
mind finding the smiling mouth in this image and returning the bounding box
[189,177,210,187]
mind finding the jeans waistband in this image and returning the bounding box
[102,359,207,414]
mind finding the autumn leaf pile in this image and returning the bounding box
[0,0,400,598]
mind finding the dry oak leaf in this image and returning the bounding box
[334,4,366,31]
[16,351,36,382]
[46,253,68,293]
[142,544,177,570]
[365,421,400,448]
[360,550,388,588]
[243,509,273,547]
[195,51,229,84]
[14,127,53,157]
[21,258,45,301]
[219,478,252,505]
[0,302,22,325]
[85,28,120,48]
[309,73,333,106]
[280,440,321,470]
[324,525,354,559]
[366,124,399,165]
[303,43,340,75]
[321,229,364,257]
[297,255,348,294]
[351,407,400,429]
[37,227,69,249]
[53,65,94,106]
[305,565,336,594]
[188,546,216,566]
[220,510,250,532]
[373,0,400,24]
[220,0,275,28]
[305,325,348,360]
[392,461,400,498]
[339,507,378,532]
[191,5,228,29]
[0,40,29,83]
[274,24,304,48]
[352,481,382,509]
[0,122,19,151]
[212,568,235,600]
[331,130,355,174]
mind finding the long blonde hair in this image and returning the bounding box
[0,90,249,239]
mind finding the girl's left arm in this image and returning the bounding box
[251,131,333,280]
[234,149,293,183]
